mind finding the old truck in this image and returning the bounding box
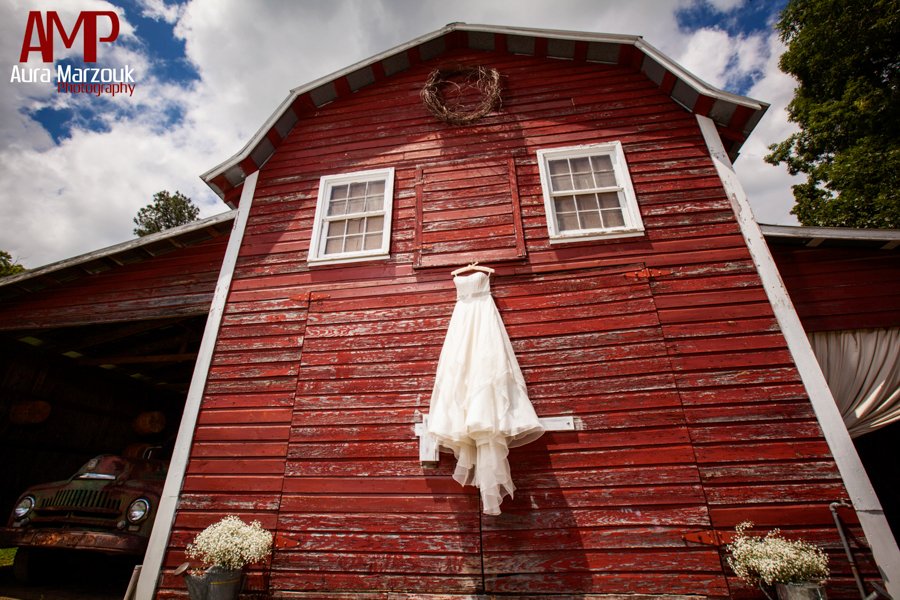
[1,451,167,582]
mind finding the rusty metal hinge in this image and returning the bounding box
[624,267,672,280]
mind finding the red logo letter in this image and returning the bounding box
[19,11,119,63]
[20,11,52,62]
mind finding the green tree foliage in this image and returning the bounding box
[133,190,200,237]
[766,0,900,228]
[0,250,26,277]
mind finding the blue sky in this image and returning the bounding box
[1,0,800,268]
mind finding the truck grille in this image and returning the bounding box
[40,489,121,512]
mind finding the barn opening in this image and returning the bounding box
[0,212,233,590]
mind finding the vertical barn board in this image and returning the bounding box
[273,285,483,594]
[480,266,729,596]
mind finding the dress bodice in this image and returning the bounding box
[453,272,491,301]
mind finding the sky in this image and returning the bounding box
[0,0,801,269]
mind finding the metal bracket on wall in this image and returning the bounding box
[413,414,576,464]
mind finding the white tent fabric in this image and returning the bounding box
[808,328,900,438]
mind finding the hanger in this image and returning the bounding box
[451,261,495,276]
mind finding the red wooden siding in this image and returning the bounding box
[0,235,230,330]
[162,48,876,598]
[161,294,309,594]
[769,243,900,332]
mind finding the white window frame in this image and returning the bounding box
[536,142,645,243]
[308,167,395,265]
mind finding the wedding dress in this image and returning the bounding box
[427,271,544,515]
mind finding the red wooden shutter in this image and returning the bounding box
[414,157,526,268]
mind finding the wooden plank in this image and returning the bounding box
[152,47,878,598]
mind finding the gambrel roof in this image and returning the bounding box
[202,22,769,206]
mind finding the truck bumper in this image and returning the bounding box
[0,527,147,555]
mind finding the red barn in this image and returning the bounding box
[102,22,896,598]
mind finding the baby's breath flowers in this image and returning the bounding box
[186,515,273,571]
[726,522,829,586]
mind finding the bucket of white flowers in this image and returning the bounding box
[176,515,273,600]
[726,522,829,600]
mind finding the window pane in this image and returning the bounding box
[368,180,385,195]
[346,218,364,235]
[571,173,594,190]
[569,157,591,174]
[347,198,366,214]
[324,237,343,255]
[590,155,613,173]
[575,194,599,211]
[330,184,349,200]
[348,182,368,198]
[597,192,620,209]
[580,211,602,229]
[325,220,346,238]
[364,233,383,250]
[593,170,617,187]
[602,209,625,228]
[554,196,576,213]
[366,194,384,212]
[366,215,384,234]
[548,159,570,175]
[327,199,346,216]
[551,174,573,191]
[344,234,363,252]
[557,213,580,231]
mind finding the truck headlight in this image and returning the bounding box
[14,496,35,519]
[127,498,150,523]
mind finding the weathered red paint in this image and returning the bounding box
[0,235,229,329]
[769,243,900,332]
[161,47,879,598]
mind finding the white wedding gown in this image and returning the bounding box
[427,271,544,515]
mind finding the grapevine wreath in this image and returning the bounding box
[420,66,502,125]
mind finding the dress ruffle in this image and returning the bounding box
[427,272,544,515]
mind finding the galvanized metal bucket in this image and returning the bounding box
[180,564,243,600]
[775,582,827,600]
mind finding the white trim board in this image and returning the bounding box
[696,114,900,595]
[134,171,259,600]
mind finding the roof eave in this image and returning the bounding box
[0,210,237,296]
[760,223,900,250]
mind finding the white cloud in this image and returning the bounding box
[676,27,735,87]
[0,0,800,268]
[136,0,183,24]
[705,0,746,12]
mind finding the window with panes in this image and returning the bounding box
[308,168,394,264]
[536,142,644,242]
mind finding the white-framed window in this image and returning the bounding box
[536,142,645,243]
[308,167,395,264]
